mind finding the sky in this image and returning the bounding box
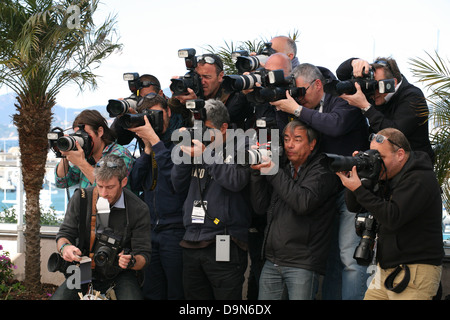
[1,0,450,110]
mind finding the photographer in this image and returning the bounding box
[269,35,299,68]
[111,74,171,148]
[337,128,443,300]
[51,154,152,300]
[168,53,252,129]
[271,63,371,300]
[127,94,186,300]
[171,99,252,300]
[250,120,340,300]
[336,57,435,163]
[55,109,134,189]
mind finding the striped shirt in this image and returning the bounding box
[55,142,135,189]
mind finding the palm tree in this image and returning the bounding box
[204,29,300,74]
[410,51,450,212]
[0,0,122,291]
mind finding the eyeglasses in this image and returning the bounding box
[305,79,317,92]
[369,133,402,150]
[96,160,118,168]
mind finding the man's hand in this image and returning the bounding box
[336,166,362,192]
[270,90,299,114]
[60,244,82,263]
[174,87,198,104]
[127,116,160,153]
[180,139,206,157]
[340,82,371,110]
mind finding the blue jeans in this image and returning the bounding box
[258,260,319,300]
[50,270,144,300]
[142,227,185,300]
[322,190,369,300]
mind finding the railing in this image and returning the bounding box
[0,153,68,253]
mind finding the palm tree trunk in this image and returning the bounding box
[13,95,54,292]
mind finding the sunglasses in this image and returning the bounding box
[196,55,223,70]
[369,133,402,150]
[95,160,118,168]
[372,60,394,75]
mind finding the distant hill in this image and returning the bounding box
[0,93,110,139]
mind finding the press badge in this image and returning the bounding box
[192,200,207,224]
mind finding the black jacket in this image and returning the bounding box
[346,151,444,269]
[250,152,340,274]
[336,58,434,163]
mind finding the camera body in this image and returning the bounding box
[48,125,94,161]
[170,48,203,97]
[116,108,164,133]
[324,69,396,97]
[254,70,306,103]
[91,228,124,279]
[325,149,382,189]
[353,212,378,265]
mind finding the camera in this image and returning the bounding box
[254,70,306,103]
[47,252,78,275]
[353,212,378,265]
[325,149,382,189]
[107,72,153,117]
[222,68,266,93]
[175,99,211,146]
[48,125,94,161]
[91,228,125,279]
[170,48,203,97]
[240,147,272,165]
[106,95,139,118]
[115,109,164,133]
[234,42,276,73]
[324,69,396,97]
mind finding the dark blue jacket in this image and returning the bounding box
[171,136,252,244]
[129,114,187,228]
[277,66,370,156]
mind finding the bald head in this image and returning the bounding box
[270,36,297,61]
[265,52,292,76]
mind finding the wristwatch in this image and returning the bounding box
[361,105,371,114]
[293,105,302,118]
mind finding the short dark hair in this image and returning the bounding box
[139,74,161,90]
[73,109,116,145]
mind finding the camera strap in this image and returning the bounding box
[143,151,158,192]
[384,264,410,293]
[89,187,99,269]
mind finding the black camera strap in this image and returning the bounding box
[384,264,410,293]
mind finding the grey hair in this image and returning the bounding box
[94,154,128,182]
[284,120,319,145]
[205,99,230,129]
[291,63,325,84]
